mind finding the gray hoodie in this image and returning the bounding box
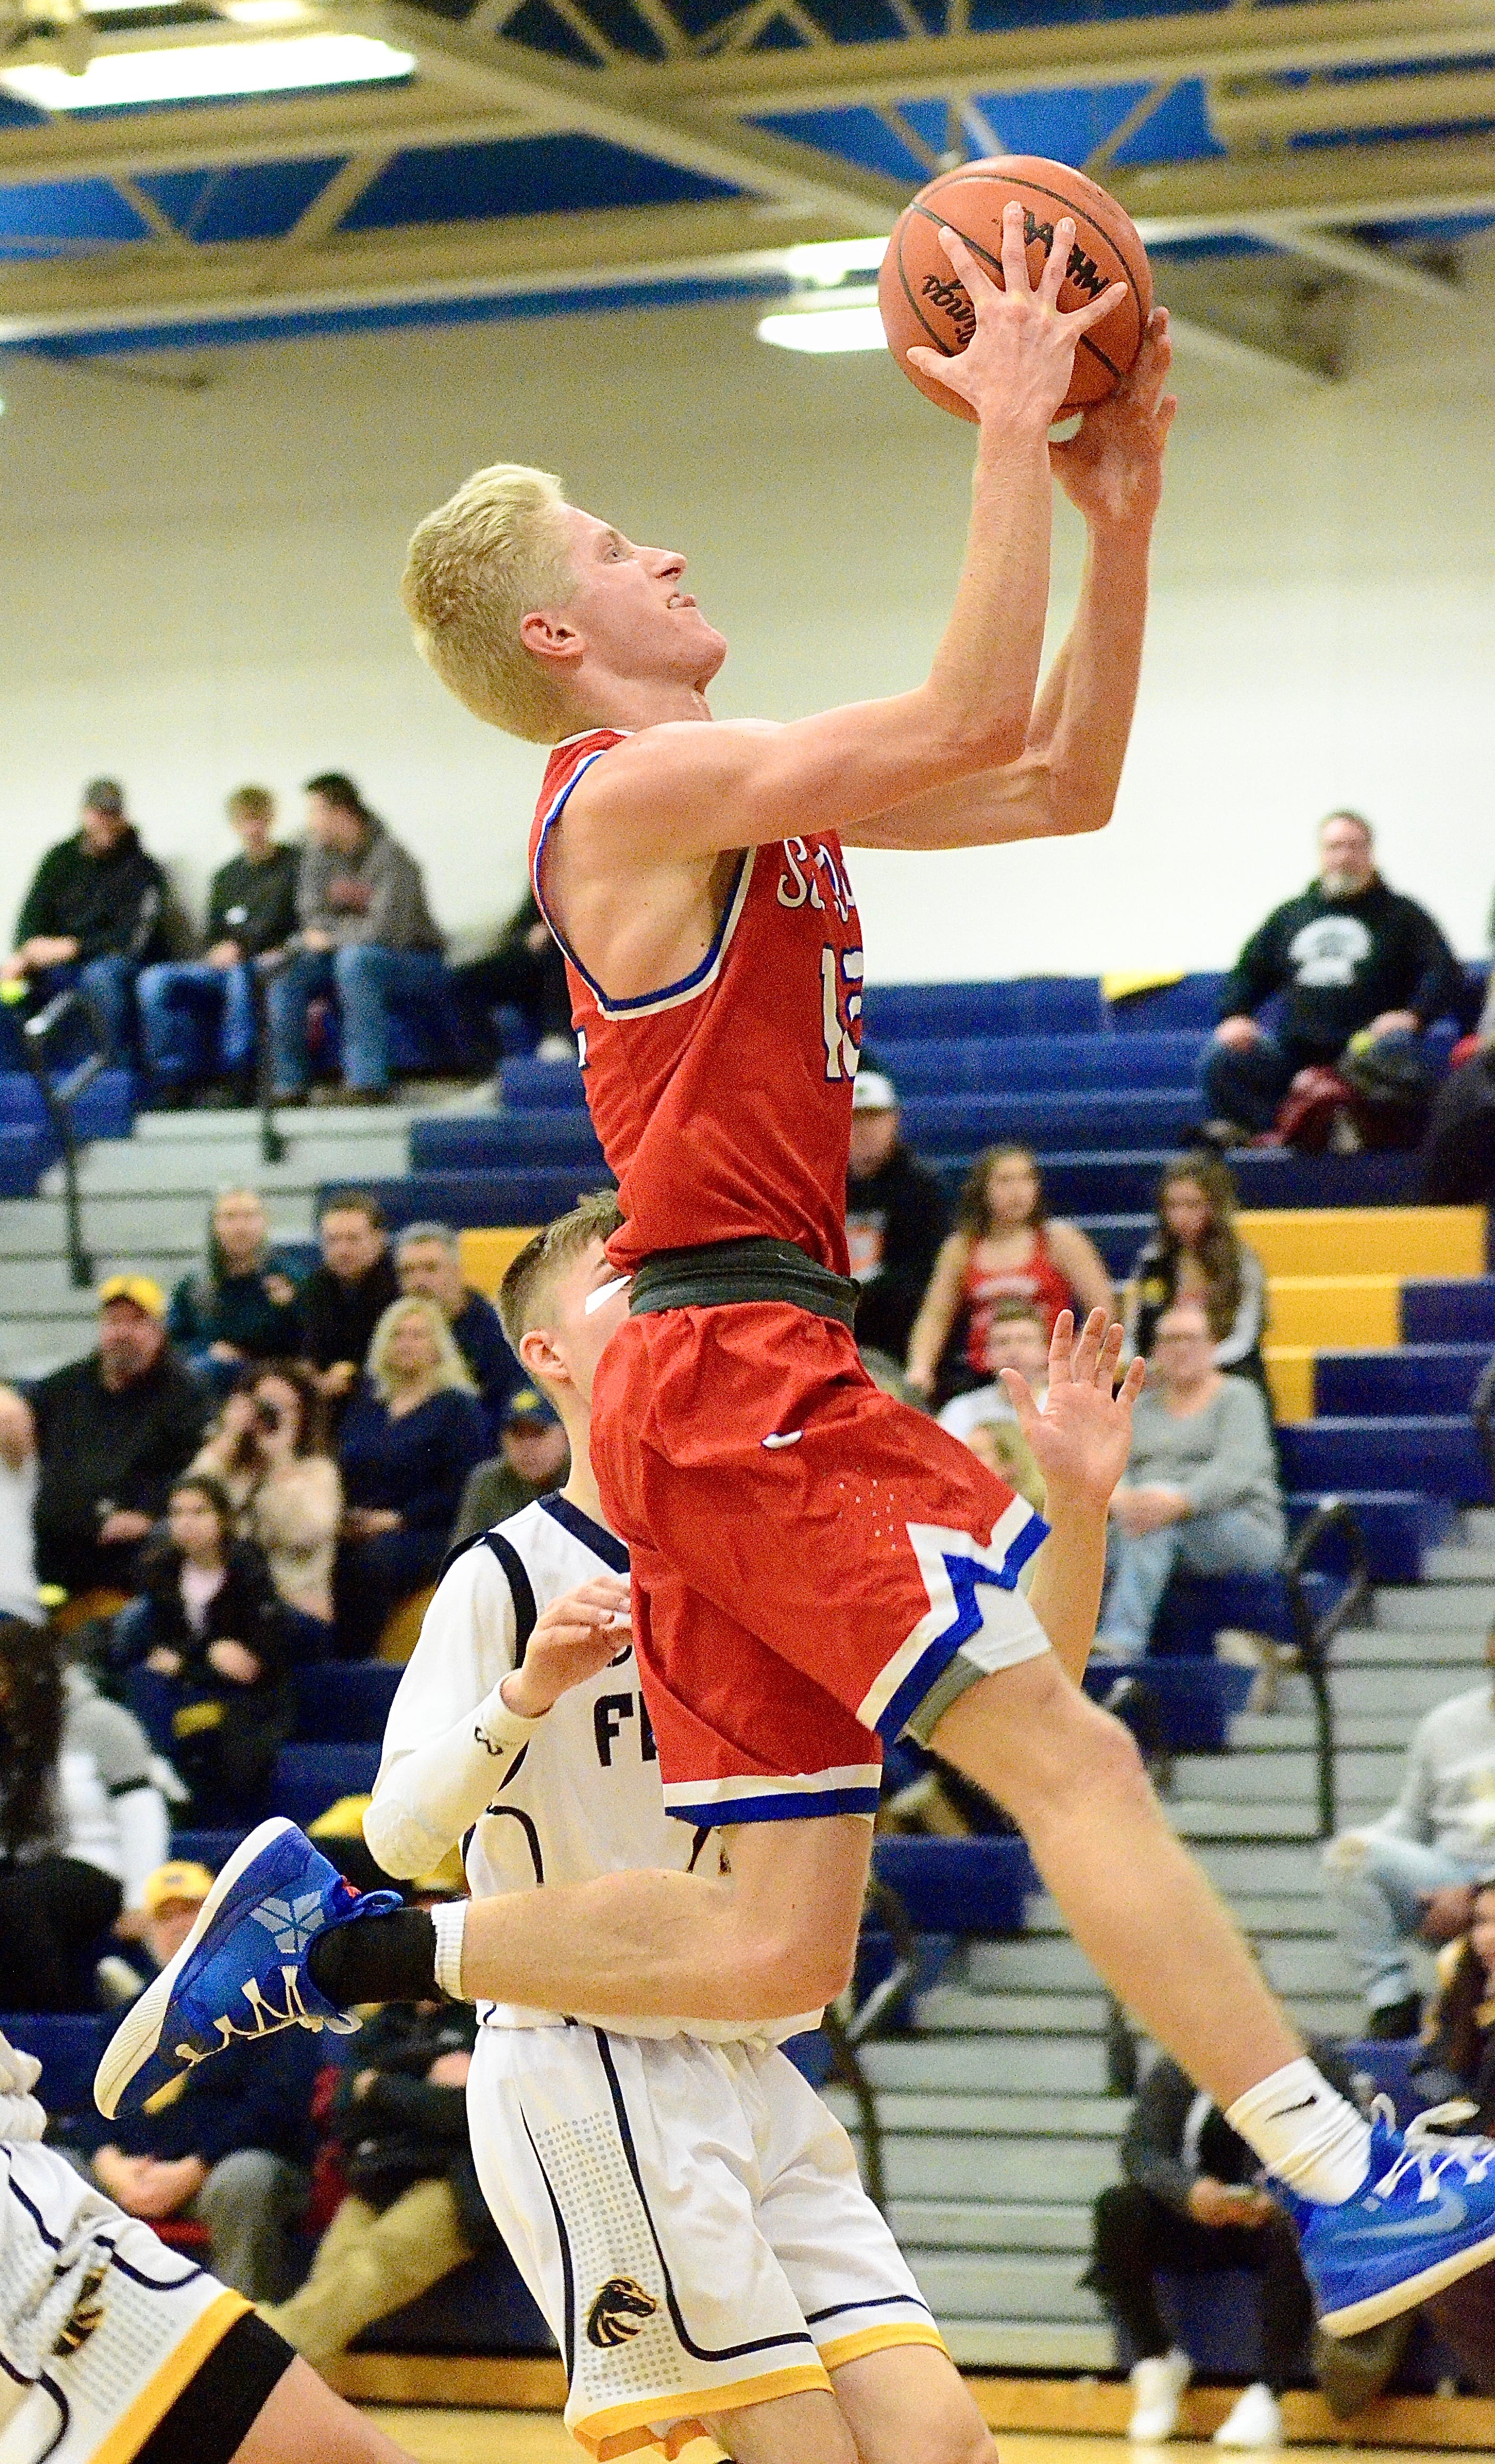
[297,816,443,953]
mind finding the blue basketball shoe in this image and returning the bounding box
[95,1818,401,2121]
[1288,2102,1495,2336]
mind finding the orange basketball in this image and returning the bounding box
[878,156,1152,422]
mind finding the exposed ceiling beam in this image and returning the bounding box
[1114,135,1495,234]
[0,192,868,336]
[1210,64,1495,141]
[1251,221,1460,301]
[638,0,1495,112]
[1164,314,1334,385]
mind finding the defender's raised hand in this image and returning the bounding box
[501,1574,632,1719]
[1001,1308,1144,1515]
[1050,307,1176,531]
[907,207,1129,435]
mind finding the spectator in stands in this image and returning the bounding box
[936,1297,1049,1446]
[261,1996,496,2364]
[395,1222,518,1438]
[449,886,575,1076]
[449,1384,570,1548]
[1322,1622,1495,2038]
[1088,2046,1334,2448]
[0,1385,41,1624]
[71,1855,319,2298]
[167,1187,304,1393]
[907,1144,1113,1401]
[1096,1299,1285,1661]
[193,1362,341,1653]
[1402,1878,1495,2389]
[136,785,301,1107]
[845,1071,948,1363]
[265,774,445,1105]
[0,1617,168,2010]
[2,780,169,1064]
[113,1473,293,1822]
[31,1277,210,1604]
[300,1191,400,1408]
[1124,1155,1269,1394]
[336,1297,487,1656]
[1201,811,1463,1141]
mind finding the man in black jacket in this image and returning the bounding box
[3,780,169,1065]
[300,1192,400,1407]
[30,1278,210,1600]
[1200,812,1463,1138]
[136,786,300,1106]
[261,1997,493,2363]
[845,1071,947,1363]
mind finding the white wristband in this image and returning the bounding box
[473,1680,548,1765]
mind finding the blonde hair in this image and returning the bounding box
[401,463,579,744]
[498,1192,623,1362]
[365,1295,476,1402]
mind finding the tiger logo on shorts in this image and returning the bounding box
[586,2275,659,2347]
[55,2258,109,2356]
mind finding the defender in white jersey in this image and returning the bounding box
[0,2032,414,2464]
[365,1200,947,2462]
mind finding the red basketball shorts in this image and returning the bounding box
[590,1302,1050,1826]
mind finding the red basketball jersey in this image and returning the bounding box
[530,729,864,1276]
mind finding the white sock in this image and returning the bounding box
[1226,2057,1371,2203]
[430,1901,468,2001]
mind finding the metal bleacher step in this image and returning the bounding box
[861,2036,1108,2094]
[1372,1584,1495,1630]
[942,2321,1114,2369]
[906,2251,1102,2322]
[916,1989,1107,2036]
[888,2198,1091,2254]
[1172,1747,1402,1802]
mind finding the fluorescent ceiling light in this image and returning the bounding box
[219,1,319,22]
[780,236,889,288]
[757,288,887,354]
[2,31,413,109]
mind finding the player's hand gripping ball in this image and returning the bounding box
[879,155,1153,421]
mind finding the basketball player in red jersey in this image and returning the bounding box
[112,209,1495,2360]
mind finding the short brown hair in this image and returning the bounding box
[401,463,579,745]
[227,785,274,822]
[318,1189,386,1233]
[498,1192,623,1361]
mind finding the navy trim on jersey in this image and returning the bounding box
[520,2109,576,2380]
[483,1532,539,1667]
[34,2372,67,2461]
[485,1804,544,1885]
[592,2031,816,2366]
[534,748,755,1021]
[540,1493,629,1576]
[6,2175,64,2255]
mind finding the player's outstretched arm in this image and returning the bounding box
[453,1811,873,2023]
[565,209,1126,866]
[1006,1310,1144,1686]
[844,314,1176,852]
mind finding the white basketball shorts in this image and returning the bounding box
[468,2023,944,2460]
[0,2220,251,2464]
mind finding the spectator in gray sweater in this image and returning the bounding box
[264,773,446,1103]
[1096,1298,1285,1661]
[1322,1624,1495,2038]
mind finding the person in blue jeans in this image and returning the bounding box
[265,773,448,1103]
[137,785,300,1106]
[2,779,169,1065]
[1098,1298,1285,1659]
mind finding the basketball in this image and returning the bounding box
[878,155,1153,421]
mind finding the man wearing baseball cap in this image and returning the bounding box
[2,780,170,1066]
[30,1278,210,1603]
[450,1383,570,1546]
[847,1069,948,1365]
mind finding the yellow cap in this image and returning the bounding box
[97,1274,167,1321]
[141,1859,214,1914]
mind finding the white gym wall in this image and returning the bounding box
[1,245,1491,986]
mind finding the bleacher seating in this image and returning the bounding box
[271,1743,380,1829]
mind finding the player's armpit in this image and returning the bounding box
[456,1813,872,2022]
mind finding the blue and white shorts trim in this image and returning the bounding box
[662,1766,883,1826]
[861,1502,1049,1742]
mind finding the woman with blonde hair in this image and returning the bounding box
[334,1297,487,1656]
[907,1144,1114,1401]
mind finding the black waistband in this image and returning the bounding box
[629,1238,859,1329]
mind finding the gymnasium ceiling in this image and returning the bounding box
[1,0,1493,365]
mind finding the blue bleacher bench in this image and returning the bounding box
[411,1113,605,1174]
[868,1030,1208,1098]
[1279,1416,1491,1505]
[294,1663,401,1745]
[1403,1276,1495,1342]
[318,1170,616,1236]
[1085,1656,1254,1754]
[2,2013,113,2124]
[869,1835,1035,1935]
[861,978,1106,1040]
[270,1743,380,1830]
[1286,1491,1457,1588]
[1313,1345,1489,1419]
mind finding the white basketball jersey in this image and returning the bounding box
[376,1495,817,2044]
